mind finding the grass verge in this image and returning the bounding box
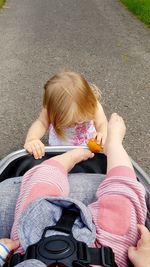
[120,0,150,26]
[0,0,6,8]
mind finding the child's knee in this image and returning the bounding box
[22,183,65,211]
[97,195,132,235]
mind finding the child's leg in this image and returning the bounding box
[11,158,69,244]
[13,149,93,216]
[88,114,146,266]
[44,148,94,172]
[104,113,134,172]
[11,149,93,246]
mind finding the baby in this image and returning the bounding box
[24,71,107,159]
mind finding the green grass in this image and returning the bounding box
[0,0,6,8]
[120,0,150,26]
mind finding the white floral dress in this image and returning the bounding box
[48,121,96,146]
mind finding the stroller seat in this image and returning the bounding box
[0,146,150,235]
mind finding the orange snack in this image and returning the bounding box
[87,138,103,153]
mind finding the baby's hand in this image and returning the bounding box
[93,130,107,146]
[0,239,19,265]
[24,139,45,159]
[128,224,150,267]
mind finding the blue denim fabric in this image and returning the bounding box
[0,177,21,238]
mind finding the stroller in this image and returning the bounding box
[0,146,150,267]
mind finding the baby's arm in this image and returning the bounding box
[93,101,108,145]
[24,108,49,159]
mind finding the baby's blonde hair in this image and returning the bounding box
[43,71,101,138]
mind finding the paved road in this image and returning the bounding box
[0,0,150,174]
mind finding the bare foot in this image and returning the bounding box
[71,148,94,161]
[104,113,126,154]
[66,148,94,171]
[52,148,94,172]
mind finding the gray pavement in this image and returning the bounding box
[0,0,150,175]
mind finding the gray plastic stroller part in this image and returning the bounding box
[131,158,150,187]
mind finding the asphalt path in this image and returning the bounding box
[0,0,150,174]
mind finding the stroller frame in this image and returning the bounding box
[0,146,149,187]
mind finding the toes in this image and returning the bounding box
[83,150,94,160]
